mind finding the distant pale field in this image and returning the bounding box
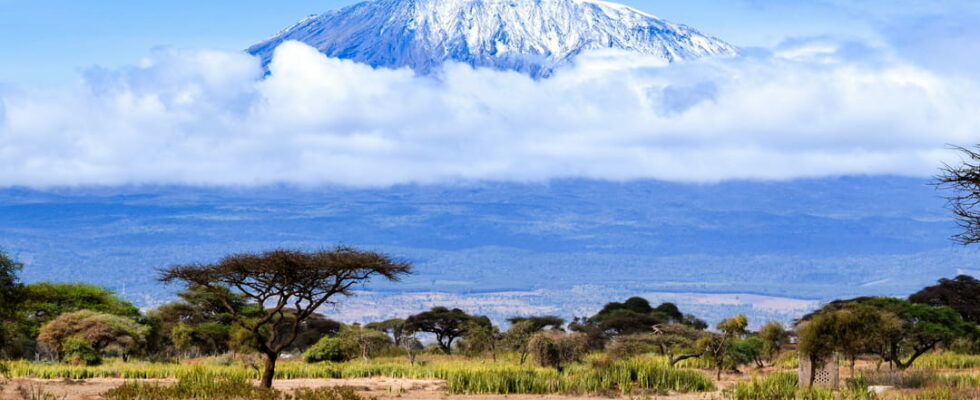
[333,289,820,327]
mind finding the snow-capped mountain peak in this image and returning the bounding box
[247,0,738,78]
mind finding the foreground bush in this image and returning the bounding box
[527,330,587,371]
[304,337,350,363]
[63,337,101,366]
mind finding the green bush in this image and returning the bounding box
[304,337,350,363]
[63,337,101,366]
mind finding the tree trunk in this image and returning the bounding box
[849,357,856,377]
[260,352,278,389]
[808,356,818,389]
[669,354,701,367]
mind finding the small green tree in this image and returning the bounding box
[758,321,790,366]
[797,312,838,388]
[832,305,881,376]
[459,318,502,360]
[731,336,766,369]
[696,314,748,379]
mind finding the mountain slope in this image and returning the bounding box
[1,177,975,326]
[247,0,738,77]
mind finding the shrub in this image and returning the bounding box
[528,330,587,371]
[304,337,350,363]
[63,337,101,366]
[37,310,149,360]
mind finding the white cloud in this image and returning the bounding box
[0,39,978,187]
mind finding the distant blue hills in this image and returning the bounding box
[1,176,977,324]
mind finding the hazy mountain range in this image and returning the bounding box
[2,177,976,326]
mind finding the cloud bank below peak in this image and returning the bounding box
[0,38,977,187]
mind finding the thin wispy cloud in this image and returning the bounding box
[0,32,977,186]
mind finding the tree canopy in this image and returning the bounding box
[404,306,488,354]
[0,248,24,357]
[37,310,149,362]
[159,247,411,388]
[909,275,980,324]
[584,298,702,336]
[21,282,140,328]
[800,296,975,370]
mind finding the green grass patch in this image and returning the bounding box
[7,356,715,395]
[913,351,980,369]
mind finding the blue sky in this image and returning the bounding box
[1,0,980,186]
[0,0,907,85]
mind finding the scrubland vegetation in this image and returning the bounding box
[0,232,977,399]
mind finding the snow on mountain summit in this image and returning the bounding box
[247,0,738,78]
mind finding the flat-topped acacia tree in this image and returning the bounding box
[159,247,411,388]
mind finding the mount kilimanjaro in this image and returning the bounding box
[247,0,738,78]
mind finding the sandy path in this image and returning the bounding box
[0,377,725,400]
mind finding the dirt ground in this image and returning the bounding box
[0,376,729,400]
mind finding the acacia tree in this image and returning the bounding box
[365,318,406,347]
[800,297,973,371]
[159,247,410,388]
[650,323,705,367]
[863,298,970,369]
[937,145,980,245]
[909,275,980,324]
[695,314,748,379]
[404,307,486,355]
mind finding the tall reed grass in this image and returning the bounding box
[103,366,367,400]
[8,356,715,395]
[913,351,980,369]
[723,372,837,400]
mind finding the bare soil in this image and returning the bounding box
[0,376,729,400]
